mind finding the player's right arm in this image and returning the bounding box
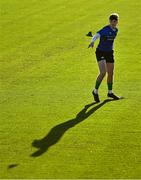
[88,33,100,48]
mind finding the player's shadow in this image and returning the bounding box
[31,99,116,157]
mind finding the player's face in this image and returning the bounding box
[109,19,118,28]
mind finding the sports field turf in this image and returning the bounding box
[0,0,141,178]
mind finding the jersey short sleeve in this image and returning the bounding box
[97,27,106,36]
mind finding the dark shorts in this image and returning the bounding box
[95,49,114,63]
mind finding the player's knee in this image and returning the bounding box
[108,71,114,77]
[100,71,106,77]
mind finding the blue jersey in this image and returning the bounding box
[97,25,118,52]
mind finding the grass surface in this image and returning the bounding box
[0,0,141,178]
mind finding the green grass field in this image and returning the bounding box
[1,0,141,178]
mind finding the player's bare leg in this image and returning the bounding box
[106,62,119,99]
[92,60,106,102]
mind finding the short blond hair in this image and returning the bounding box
[109,13,119,20]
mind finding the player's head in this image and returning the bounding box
[109,13,119,28]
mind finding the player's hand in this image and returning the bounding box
[88,42,94,48]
